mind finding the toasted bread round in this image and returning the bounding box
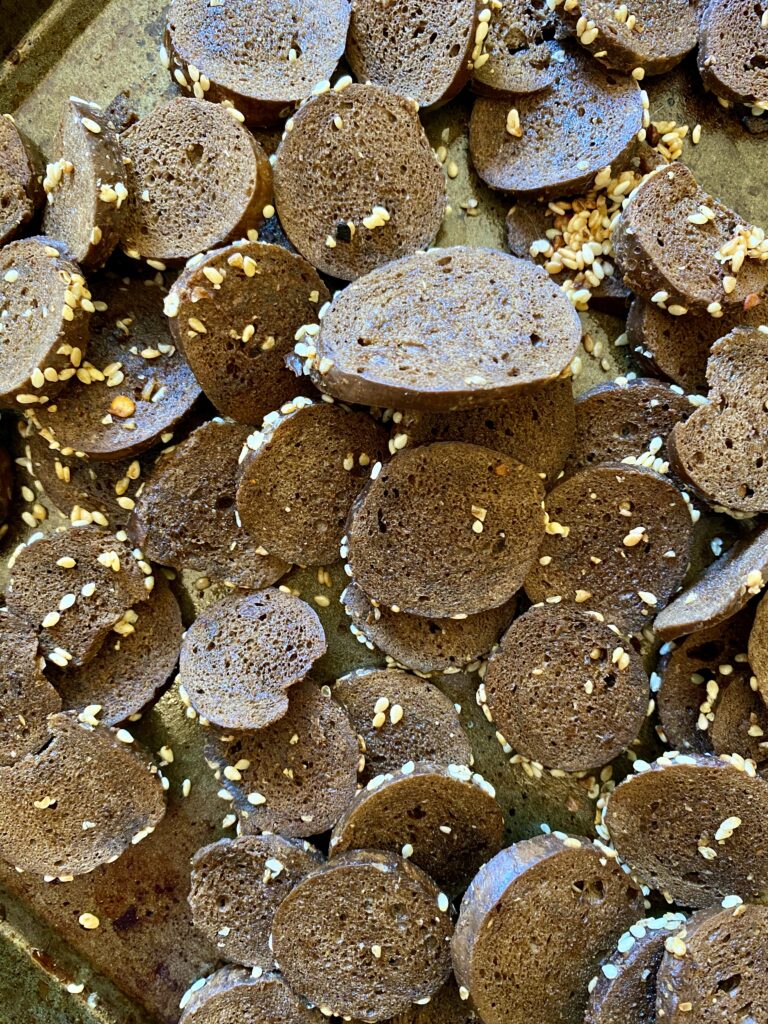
[301,247,581,411]
[180,589,326,730]
[180,967,323,1024]
[524,463,693,633]
[273,83,446,281]
[469,46,643,197]
[698,0,768,108]
[236,399,388,566]
[165,0,351,126]
[452,834,645,1024]
[120,97,273,263]
[189,834,323,969]
[346,0,478,109]
[347,442,546,618]
[0,712,165,877]
[484,604,649,771]
[604,752,768,906]
[0,610,61,766]
[0,114,43,245]
[473,18,563,98]
[272,850,454,1021]
[167,241,329,423]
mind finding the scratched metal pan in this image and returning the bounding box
[0,2,766,1022]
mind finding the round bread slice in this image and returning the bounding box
[333,668,472,783]
[0,610,61,766]
[655,903,768,1024]
[341,581,517,675]
[524,463,693,633]
[452,834,645,1024]
[31,272,201,461]
[166,241,329,423]
[473,20,563,98]
[562,378,693,478]
[0,711,165,877]
[179,589,326,730]
[0,114,43,245]
[329,762,503,891]
[390,979,477,1024]
[604,752,768,906]
[273,83,446,281]
[484,603,649,771]
[272,850,454,1021]
[165,0,351,127]
[655,524,768,641]
[179,967,323,1024]
[206,679,358,837]
[0,237,91,409]
[347,442,546,618]
[346,0,478,109]
[236,399,389,566]
[668,328,768,515]
[749,589,768,704]
[188,834,323,969]
[6,527,151,668]
[469,46,643,197]
[300,247,581,411]
[120,97,273,264]
[585,911,688,1024]
[128,420,290,589]
[398,377,576,484]
[611,163,768,313]
[699,0,768,109]
[41,97,124,270]
[556,0,698,76]
[47,574,182,725]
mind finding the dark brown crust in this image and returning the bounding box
[452,834,644,1024]
[0,114,44,245]
[698,0,768,107]
[180,967,323,1024]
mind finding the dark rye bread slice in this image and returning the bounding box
[0,711,165,876]
[390,979,477,1024]
[272,850,454,1021]
[346,0,478,109]
[341,581,517,675]
[166,241,329,423]
[31,272,201,461]
[120,97,273,264]
[0,114,43,245]
[604,752,768,906]
[655,523,768,640]
[749,589,768,703]
[180,967,323,1024]
[47,574,182,725]
[473,19,563,98]
[301,248,581,411]
[698,0,768,108]
[611,163,768,313]
[6,527,150,668]
[524,463,693,633]
[584,911,688,1024]
[329,762,504,891]
[165,0,351,127]
[347,442,546,618]
[562,378,692,478]
[0,237,91,409]
[273,83,446,282]
[236,399,389,566]
[658,608,768,763]
[128,420,290,589]
[469,46,643,197]
[179,589,326,729]
[484,603,649,771]
[0,610,61,765]
[188,834,323,969]
[398,377,576,483]
[41,97,123,270]
[207,680,358,837]
[452,834,645,1024]
[332,668,472,783]
[668,328,768,514]
[556,0,698,76]
[656,903,768,1023]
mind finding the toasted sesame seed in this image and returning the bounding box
[78,913,100,930]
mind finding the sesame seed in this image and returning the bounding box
[401,843,414,859]
[78,913,100,930]
[436,892,449,913]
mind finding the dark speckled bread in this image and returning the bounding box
[698,0,768,109]
[0,610,61,766]
[749,589,768,703]
[300,247,581,411]
[180,967,324,1024]
[389,979,477,1024]
[0,114,43,245]
[473,16,563,98]
[451,834,645,1024]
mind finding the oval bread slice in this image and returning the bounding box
[180,967,324,1024]
[0,114,43,245]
